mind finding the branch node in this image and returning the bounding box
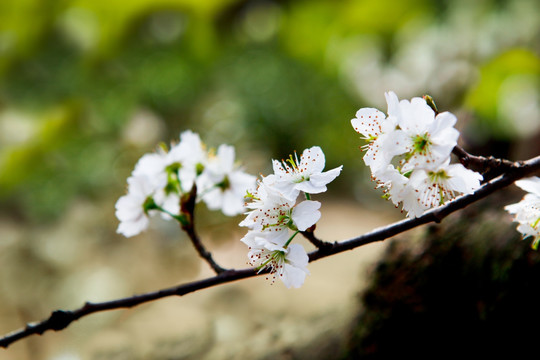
[47,310,74,332]
[300,226,332,250]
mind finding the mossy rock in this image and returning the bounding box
[343,205,540,359]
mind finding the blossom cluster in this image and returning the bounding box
[116,130,256,237]
[240,146,342,288]
[351,91,483,218]
[505,177,540,249]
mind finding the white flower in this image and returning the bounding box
[352,91,482,219]
[132,152,167,185]
[352,91,460,174]
[388,92,459,172]
[401,160,483,218]
[505,177,540,249]
[351,104,402,173]
[242,233,310,288]
[132,150,179,218]
[240,180,321,232]
[241,228,290,249]
[168,130,208,192]
[198,144,256,216]
[372,164,410,208]
[271,146,342,201]
[115,175,157,237]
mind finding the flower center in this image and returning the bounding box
[412,133,431,155]
[216,175,231,191]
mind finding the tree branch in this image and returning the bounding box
[452,145,516,181]
[300,225,332,249]
[1,155,539,349]
[181,184,227,274]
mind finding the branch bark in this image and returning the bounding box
[1,154,539,349]
[181,184,227,274]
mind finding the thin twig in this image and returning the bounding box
[0,268,257,348]
[181,184,227,274]
[183,224,227,274]
[1,155,539,349]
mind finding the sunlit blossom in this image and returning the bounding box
[271,146,342,201]
[241,233,310,289]
[401,161,483,218]
[240,180,321,232]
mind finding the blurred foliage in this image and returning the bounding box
[0,0,539,221]
[343,199,540,359]
[466,49,540,139]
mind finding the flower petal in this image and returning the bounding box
[292,200,321,231]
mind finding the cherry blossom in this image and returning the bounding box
[401,160,483,218]
[271,146,342,201]
[241,232,309,288]
[198,144,256,216]
[239,180,321,232]
[116,130,256,235]
[505,177,540,249]
[353,92,483,218]
[351,104,402,173]
[115,175,159,237]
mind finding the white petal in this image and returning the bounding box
[286,243,309,269]
[272,159,290,177]
[309,166,343,187]
[398,97,434,134]
[385,91,400,119]
[515,177,540,197]
[271,181,300,201]
[216,144,235,172]
[280,244,309,288]
[291,200,321,231]
[299,146,326,174]
[117,216,149,237]
[202,187,223,209]
[446,164,483,194]
[281,263,307,288]
[351,108,386,138]
[221,190,245,216]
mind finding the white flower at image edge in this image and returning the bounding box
[271,146,342,201]
[242,234,310,289]
[505,177,540,249]
[199,144,256,216]
[115,175,156,237]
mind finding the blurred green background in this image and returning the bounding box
[0,0,539,358]
[1,0,539,222]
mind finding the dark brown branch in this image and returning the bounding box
[300,225,332,249]
[1,155,539,349]
[452,145,515,181]
[181,184,227,274]
[182,222,227,274]
[0,268,257,348]
[309,154,540,261]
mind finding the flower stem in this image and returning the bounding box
[284,230,299,248]
[156,206,190,227]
